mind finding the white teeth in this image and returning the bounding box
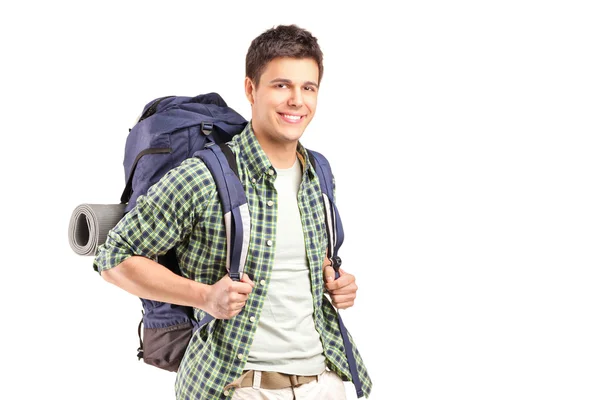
[282,114,301,120]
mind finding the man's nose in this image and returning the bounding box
[287,87,304,107]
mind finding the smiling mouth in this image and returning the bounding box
[279,113,305,123]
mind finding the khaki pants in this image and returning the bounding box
[231,370,347,400]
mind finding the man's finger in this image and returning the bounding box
[232,281,254,295]
[331,292,356,303]
[328,284,358,296]
[333,300,354,310]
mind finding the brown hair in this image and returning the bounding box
[245,24,324,86]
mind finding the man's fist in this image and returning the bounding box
[323,258,357,310]
[206,273,255,319]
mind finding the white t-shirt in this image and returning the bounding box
[245,158,326,375]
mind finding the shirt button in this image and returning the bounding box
[237,353,244,360]
[268,169,275,176]
[260,279,266,286]
[224,390,230,396]
[249,316,256,323]
[266,239,273,246]
[267,200,274,207]
[251,178,257,184]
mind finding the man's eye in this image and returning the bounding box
[277,83,288,88]
[304,86,316,91]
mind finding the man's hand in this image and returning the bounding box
[323,259,358,310]
[206,273,254,319]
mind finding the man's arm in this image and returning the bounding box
[102,256,254,319]
[101,255,209,308]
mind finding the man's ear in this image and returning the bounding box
[244,77,255,105]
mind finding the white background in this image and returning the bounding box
[1,1,599,399]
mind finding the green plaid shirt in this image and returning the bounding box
[94,123,372,399]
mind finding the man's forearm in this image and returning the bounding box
[101,255,210,310]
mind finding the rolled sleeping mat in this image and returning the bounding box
[68,204,126,256]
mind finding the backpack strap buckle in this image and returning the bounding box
[201,122,213,135]
[330,256,342,271]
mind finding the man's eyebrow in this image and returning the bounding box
[269,78,319,88]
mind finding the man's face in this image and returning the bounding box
[246,57,319,146]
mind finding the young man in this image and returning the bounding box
[94,24,372,399]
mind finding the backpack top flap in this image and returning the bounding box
[121,94,248,210]
[138,93,229,122]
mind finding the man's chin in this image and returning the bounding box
[280,124,307,141]
[280,131,305,143]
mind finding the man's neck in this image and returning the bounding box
[265,145,297,169]
[253,134,298,169]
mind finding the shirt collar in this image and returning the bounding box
[233,122,316,182]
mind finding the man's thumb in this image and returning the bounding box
[241,273,255,287]
[324,265,335,282]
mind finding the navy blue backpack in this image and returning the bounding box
[121,93,363,397]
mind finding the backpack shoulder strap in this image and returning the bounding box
[307,149,364,398]
[194,143,250,282]
[307,150,344,272]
